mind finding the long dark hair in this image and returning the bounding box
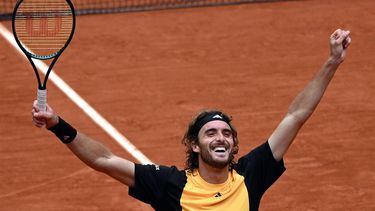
[181,109,239,173]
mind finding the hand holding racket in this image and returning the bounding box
[12,0,76,112]
[32,100,59,128]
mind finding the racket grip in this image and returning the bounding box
[37,89,47,112]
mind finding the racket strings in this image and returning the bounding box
[14,0,73,58]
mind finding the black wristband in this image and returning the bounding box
[48,116,77,144]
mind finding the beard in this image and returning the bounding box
[199,142,234,169]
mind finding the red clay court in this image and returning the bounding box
[0,0,374,210]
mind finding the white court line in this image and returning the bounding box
[0,23,153,164]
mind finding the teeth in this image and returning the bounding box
[214,147,226,152]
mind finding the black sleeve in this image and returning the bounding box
[235,141,286,196]
[128,164,176,206]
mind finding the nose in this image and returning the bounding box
[216,132,226,142]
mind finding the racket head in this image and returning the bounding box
[12,0,76,60]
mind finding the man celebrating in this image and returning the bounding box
[32,29,351,210]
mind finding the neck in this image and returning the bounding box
[197,161,229,184]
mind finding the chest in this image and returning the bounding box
[179,174,249,211]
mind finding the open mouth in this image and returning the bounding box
[213,147,227,153]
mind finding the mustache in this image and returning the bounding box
[209,141,230,150]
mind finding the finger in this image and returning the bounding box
[45,103,54,113]
[343,36,351,49]
[32,100,39,112]
[330,29,342,40]
[330,29,349,44]
[33,118,45,125]
[32,112,45,122]
[32,108,46,119]
[33,121,46,128]
[33,111,48,119]
[32,115,46,126]
[336,30,350,44]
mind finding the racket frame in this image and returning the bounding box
[11,0,76,111]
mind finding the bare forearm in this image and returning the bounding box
[67,132,113,172]
[288,57,341,123]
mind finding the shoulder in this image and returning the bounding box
[129,164,187,204]
[134,163,186,181]
[233,141,285,175]
[235,141,272,165]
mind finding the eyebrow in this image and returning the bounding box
[204,128,232,134]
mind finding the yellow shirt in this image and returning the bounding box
[181,169,249,211]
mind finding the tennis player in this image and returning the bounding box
[32,29,351,210]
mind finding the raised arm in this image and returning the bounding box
[268,29,351,161]
[32,101,135,187]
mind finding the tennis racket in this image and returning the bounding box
[12,0,76,111]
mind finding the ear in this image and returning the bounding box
[191,142,200,153]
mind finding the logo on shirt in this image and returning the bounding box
[155,165,160,171]
[214,192,222,197]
